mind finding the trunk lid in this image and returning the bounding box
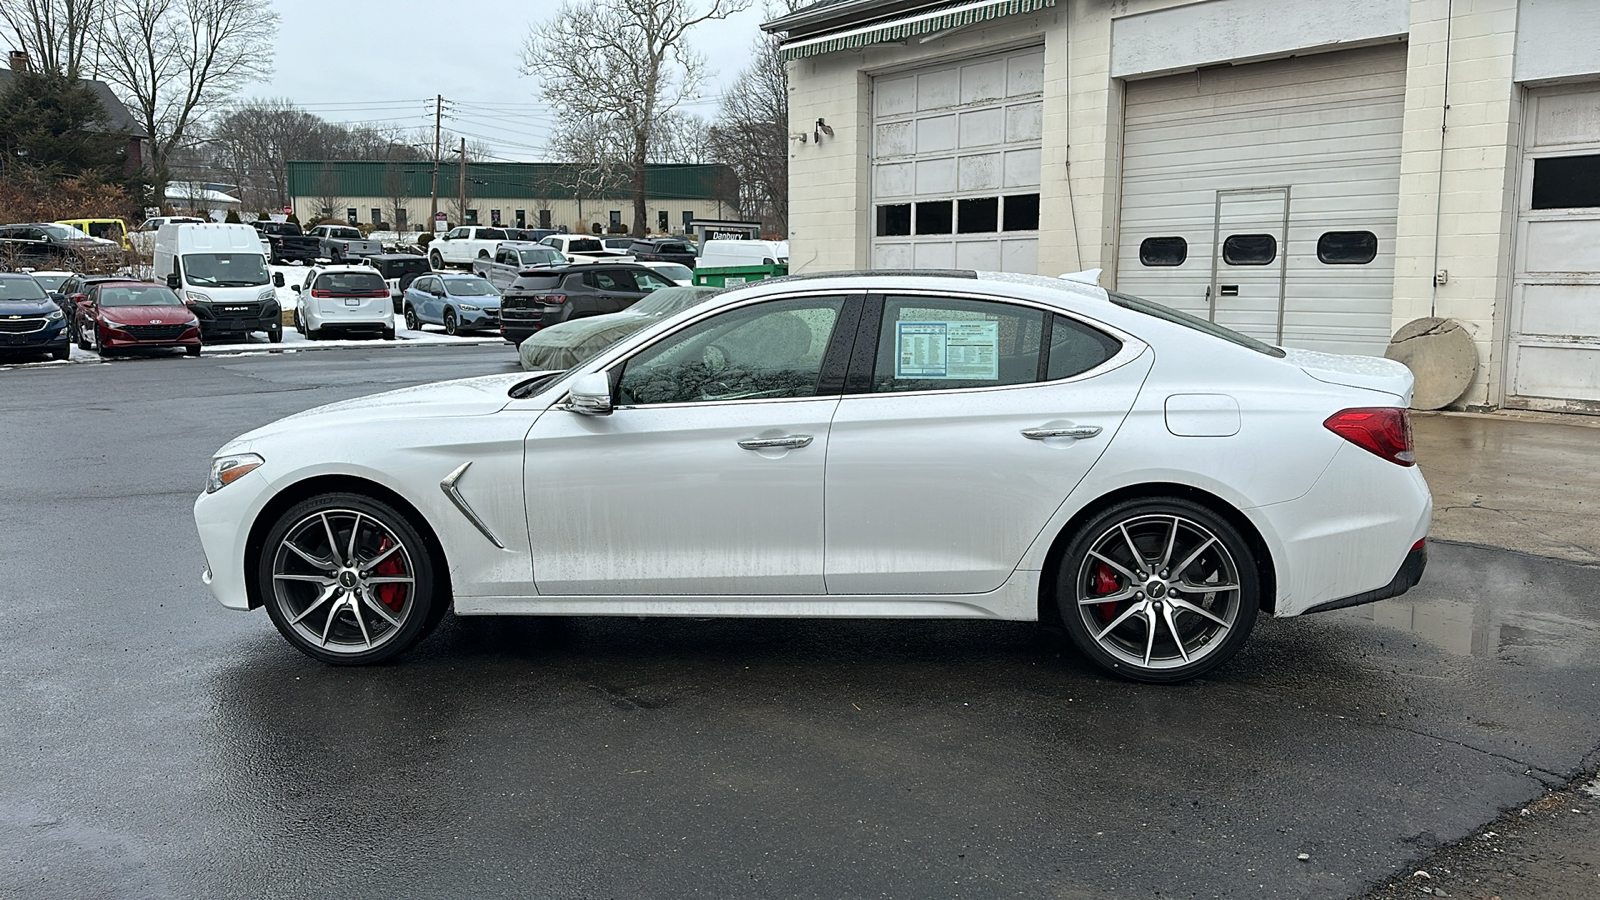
[1283,348,1414,403]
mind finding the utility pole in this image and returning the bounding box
[457,137,467,226]
[429,95,442,229]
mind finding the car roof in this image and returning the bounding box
[435,271,485,279]
[312,264,383,273]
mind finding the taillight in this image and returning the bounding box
[1323,408,1415,466]
[311,289,331,298]
[539,293,567,304]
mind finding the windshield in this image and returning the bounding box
[29,274,69,292]
[629,285,719,317]
[566,239,603,253]
[41,224,89,240]
[1107,290,1286,357]
[519,247,563,265]
[444,278,498,297]
[182,253,270,287]
[0,277,49,300]
[99,284,183,307]
[645,264,693,283]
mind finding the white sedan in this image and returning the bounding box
[194,271,1431,682]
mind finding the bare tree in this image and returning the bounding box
[382,158,410,230]
[544,112,628,230]
[708,30,789,234]
[95,0,277,203]
[522,0,750,236]
[313,162,344,223]
[0,0,101,79]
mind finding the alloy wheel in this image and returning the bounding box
[269,508,418,656]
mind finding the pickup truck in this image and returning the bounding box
[538,234,623,263]
[471,242,568,291]
[427,226,510,270]
[308,224,382,262]
[252,220,323,264]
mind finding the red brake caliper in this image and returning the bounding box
[1091,562,1122,621]
[373,536,406,613]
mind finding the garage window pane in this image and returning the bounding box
[915,201,953,235]
[1222,234,1276,266]
[1046,315,1122,380]
[1139,237,1187,266]
[957,197,999,233]
[872,295,1043,392]
[1531,154,1600,209]
[1002,194,1040,231]
[876,204,911,236]
[1317,231,1377,265]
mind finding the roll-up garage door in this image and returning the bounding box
[1115,44,1407,356]
[871,47,1043,274]
[1506,84,1600,412]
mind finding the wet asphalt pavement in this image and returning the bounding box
[2,345,1598,899]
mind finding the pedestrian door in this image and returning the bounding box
[1209,188,1289,344]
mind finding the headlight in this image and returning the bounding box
[258,288,276,302]
[459,303,482,312]
[186,291,210,305]
[207,453,264,493]
[47,309,63,320]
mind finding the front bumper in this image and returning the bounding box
[101,324,201,349]
[194,467,276,610]
[194,301,280,336]
[0,320,68,349]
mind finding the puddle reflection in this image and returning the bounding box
[1332,594,1599,667]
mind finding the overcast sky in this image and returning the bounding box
[249,0,776,161]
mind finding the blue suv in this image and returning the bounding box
[401,272,501,336]
[0,273,70,360]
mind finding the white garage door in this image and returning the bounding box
[1115,44,1407,356]
[1506,84,1600,412]
[871,47,1043,273]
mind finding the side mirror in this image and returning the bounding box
[564,372,613,417]
[272,272,285,287]
[290,283,302,292]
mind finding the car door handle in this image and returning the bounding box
[1021,425,1102,440]
[738,435,814,451]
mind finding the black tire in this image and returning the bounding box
[429,251,443,270]
[76,319,90,350]
[50,343,70,361]
[268,323,283,344]
[403,305,419,331]
[185,344,201,357]
[382,326,396,341]
[443,309,458,336]
[1055,497,1259,684]
[258,492,443,665]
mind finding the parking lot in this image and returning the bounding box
[2,344,1598,899]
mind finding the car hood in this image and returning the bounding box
[233,372,530,444]
[1282,348,1414,402]
[0,298,57,316]
[101,305,195,325]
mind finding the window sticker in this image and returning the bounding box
[895,320,1000,380]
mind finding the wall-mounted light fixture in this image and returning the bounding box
[814,118,834,143]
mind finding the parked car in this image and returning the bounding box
[308,224,382,263]
[129,216,206,253]
[0,272,70,360]
[194,271,1431,678]
[600,237,636,256]
[363,253,435,313]
[626,237,697,267]
[27,269,75,298]
[538,234,615,262]
[502,228,563,243]
[56,218,129,250]
[427,226,509,270]
[291,264,395,340]
[401,272,501,335]
[470,242,568,291]
[75,280,201,357]
[56,274,126,319]
[631,259,695,286]
[518,285,719,370]
[154,223,283,343]
[698,239,789,268]
[0,223,122,270]
[252,220,322,264]
[498,263,678,345]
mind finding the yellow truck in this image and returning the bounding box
[55,218,130,250]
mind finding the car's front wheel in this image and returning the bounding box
[443,309,458,336]
[1056,498,1259,683]
[258,493,443,665]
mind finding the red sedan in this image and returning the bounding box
[76,281,202,357]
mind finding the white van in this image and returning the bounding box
[698,239,789,269]
[154,222,283,342]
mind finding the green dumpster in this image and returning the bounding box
[693,263,787,288]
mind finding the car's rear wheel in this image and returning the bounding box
[259,493,442,665]
[430,250,443,270]
[404,305,419,331]
[1056,498,1258,683]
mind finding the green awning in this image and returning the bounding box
[780,0,1056,60]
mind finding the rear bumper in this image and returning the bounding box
[1302,541,1428,615]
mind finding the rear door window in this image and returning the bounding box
[869,296,1045,393]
